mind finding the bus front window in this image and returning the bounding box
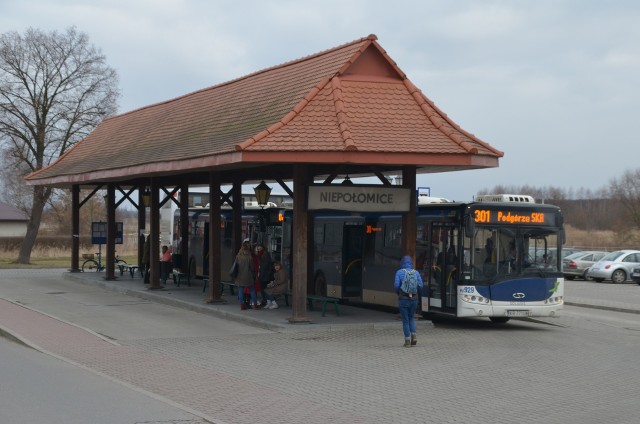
[469,227,562,282]
[525,231,561,273]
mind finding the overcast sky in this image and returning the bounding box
[2,0,638,201]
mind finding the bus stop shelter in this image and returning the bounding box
[25,34,503,323]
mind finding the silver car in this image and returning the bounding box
[562,251,608,280]
[587,250,640,283]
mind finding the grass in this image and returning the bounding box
[0,255,138,269]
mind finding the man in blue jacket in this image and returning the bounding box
[394,255,424,347]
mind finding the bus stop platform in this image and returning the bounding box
[64,271,416,333]
[64,271,640,333]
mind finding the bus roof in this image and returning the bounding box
[474,194,536,203]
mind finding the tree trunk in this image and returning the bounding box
[17,186,48,264]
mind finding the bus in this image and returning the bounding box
[172,205,290,279]
[174,195,565,322]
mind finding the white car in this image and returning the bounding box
[587,250,640,283]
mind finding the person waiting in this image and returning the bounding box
[264,261,289,309]
[160,245,172,284]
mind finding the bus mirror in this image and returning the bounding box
[464,215,474,236]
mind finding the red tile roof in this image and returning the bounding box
[26,34,502,186]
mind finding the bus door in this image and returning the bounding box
[342,222,364,298]
[430,223,459,311]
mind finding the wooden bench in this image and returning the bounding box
[219,281,236,295]
[202,277,235,295]
[307,294,340,317]
[282,292,340,316]
[171,269,190,287]
[118,263,141,278]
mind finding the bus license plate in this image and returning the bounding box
[507,310,530,317]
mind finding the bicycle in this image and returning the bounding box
[82,250,127,272]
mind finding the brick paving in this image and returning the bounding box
[1,269,640,424]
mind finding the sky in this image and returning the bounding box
[2,0,639,202]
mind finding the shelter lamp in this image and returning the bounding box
[254,180,272,207]
[142,187,151,207]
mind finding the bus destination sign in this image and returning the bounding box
[473,209,549,225]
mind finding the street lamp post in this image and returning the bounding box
[253,181,271,243]
[253,180,272,207]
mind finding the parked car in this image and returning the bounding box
[562,251,608,280]
[632,267,640,285]
[529,247,581,265]
[587,250,640,283]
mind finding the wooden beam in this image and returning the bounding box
[289,164,310,323]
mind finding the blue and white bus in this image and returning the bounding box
[175,195,565,322]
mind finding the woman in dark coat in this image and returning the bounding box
[235,241,258,309]
[255,244,273,306]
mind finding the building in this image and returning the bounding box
[0,202,28,237]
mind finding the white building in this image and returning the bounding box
[0,203,28,237]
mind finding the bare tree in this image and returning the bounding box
[0,27,119,263]
[610,168,640,231]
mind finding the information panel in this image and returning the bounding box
[91,221,123,244]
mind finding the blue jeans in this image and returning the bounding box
[238,286,257,305]
[398,298,418,338]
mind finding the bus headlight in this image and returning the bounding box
[463,295,491,305]
[544,296,563,305]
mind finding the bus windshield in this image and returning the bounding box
[467,226,561,284]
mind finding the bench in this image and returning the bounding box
[118,263,141,278]
[202,277,235,295]
[281,292,339,316]
[172,269,190,287]
[307,294,340,317]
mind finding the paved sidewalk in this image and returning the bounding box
[1,269,639,424]
[63,271,411,332]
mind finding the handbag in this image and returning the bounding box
[229,259,239,279]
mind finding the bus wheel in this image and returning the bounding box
[313,270,326,296]
[489,317,510,323]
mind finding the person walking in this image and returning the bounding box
[235,240,259,310]
[394,255,424,347]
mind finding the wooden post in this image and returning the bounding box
[179,183,189,272]
[138,186,146,269]
[206,173,225,303]
[70,185,80,272]
[149,179,161,289]
[289,164,310,323]
[401,166,417,263]
[105,184,116,280]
